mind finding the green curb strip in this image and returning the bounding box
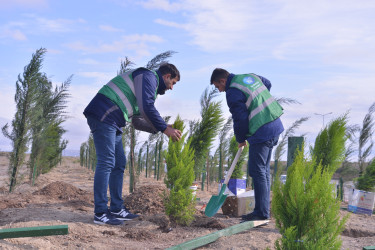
[0,225,68,239]
[166,220,268,250]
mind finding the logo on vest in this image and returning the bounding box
[243,76,254,85]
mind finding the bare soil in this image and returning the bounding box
[0,155,374,249]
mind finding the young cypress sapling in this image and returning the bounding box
[272,148,348,249]
[164,116,196,225]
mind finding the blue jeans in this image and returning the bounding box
[86,116,126,214]
[248,136,279,218]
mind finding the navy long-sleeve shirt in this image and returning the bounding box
[84,68,168,133]
[226,73,284,144]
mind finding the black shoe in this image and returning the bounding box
[94,211,123,225]
[111,208,140,221]
[241,213,268,222]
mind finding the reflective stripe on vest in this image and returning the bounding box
[248,96,276,120]
[230,82,267,108]
[229,73,283,136]
[105,70,137,119]
[107,81,134,118]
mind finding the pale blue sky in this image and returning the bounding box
[0,0,374,160]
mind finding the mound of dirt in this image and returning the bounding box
[124,185,167,215]
[33,181,91,201]
[191,215,227,229]
[342,228,375,238]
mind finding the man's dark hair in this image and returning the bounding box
[210,68,229,84]
[158,63,180,81]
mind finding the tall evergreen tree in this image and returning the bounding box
[228,135,248,179]
[217,117,232,181]
[357,102,375,175]
[189,87,224,178]
[2,48,46,192]
[29,76,71,183]
[164,115,195,225]
[311,113,348,173]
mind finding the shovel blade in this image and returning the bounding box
[204,184,228,217]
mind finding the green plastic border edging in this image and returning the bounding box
[363,246,375,250]
[166,220,268,250]
[0,225,68,239]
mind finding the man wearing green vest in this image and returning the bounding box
[84,63,182,225]
[210,68,284,222]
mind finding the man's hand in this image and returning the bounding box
[163,126,182,141]
[238,141,247,148]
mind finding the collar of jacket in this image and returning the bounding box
[156,70,167,95]
[225,73,235,91]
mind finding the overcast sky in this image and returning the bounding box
[0,0,374,160]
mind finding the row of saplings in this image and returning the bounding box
[165,114,374,249]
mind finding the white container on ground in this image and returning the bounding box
[348,189,375,215]
[190,184,198,197]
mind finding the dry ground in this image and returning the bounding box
[0,155,374,249]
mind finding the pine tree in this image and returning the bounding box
[311,113,348,173]
[272,116,350,249]
[164,116,195,225]
[189,87,224,178]
[356,159,375,191]
[29,76,70,182]
[228,136,248,179]
[272,149,348,249]
[217,117,232,181]
[2,48,46,192]
[357,102,375,176]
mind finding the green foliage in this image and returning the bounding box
[358,102,375,175]
[29,76,71,182]
[189,87,224,177]
[37,122,68,174]
[145,50,176,71]
[2,48,46,191]
[80,142,86,166]
[216,117,232,181]
[164,116,196,225]
[274,117,309,162]
[356,159,375,191]
[311,114,348,173]
[272,148,348,249]
[164,188,196,226]
[228,136,248,179]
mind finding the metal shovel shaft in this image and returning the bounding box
[204,146,244,217]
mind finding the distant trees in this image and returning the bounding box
[2,48,70,191]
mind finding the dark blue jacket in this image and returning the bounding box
[226,73,284,144]
[84,68,168,133]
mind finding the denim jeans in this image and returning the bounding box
[86,116,126,214]
[248,135,279,218]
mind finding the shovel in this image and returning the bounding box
[205,146,244,217]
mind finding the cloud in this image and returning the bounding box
[0,16,87,42]
[65,34,164,58]
[1,29,27,41]
[34,17,83,33]
[143,0,375,71]
[0,0,47,9]
[138,0,184,12]
[78,58,100,65]
[99,25,124,32]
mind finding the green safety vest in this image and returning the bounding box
[229,73,283,137]
[98,68,159,122]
